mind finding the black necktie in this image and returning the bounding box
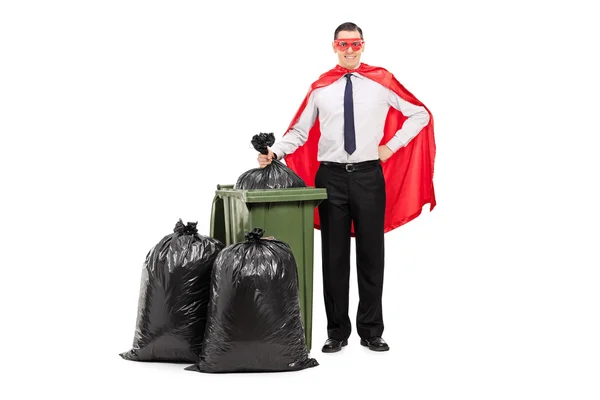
[343,73,356,155]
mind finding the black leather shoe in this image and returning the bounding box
[321,338,348,353]
[360,337,390,352]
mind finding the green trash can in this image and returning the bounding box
[210,184,327,351]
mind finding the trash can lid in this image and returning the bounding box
[215,185,327,203]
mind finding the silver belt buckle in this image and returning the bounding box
[345,163,355,172]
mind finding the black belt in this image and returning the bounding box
[320,160,380,172]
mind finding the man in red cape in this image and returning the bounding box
[283,66,436,234]
[259,22,436,353]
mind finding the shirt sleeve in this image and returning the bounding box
[270,92,318,159]
[385,88,430,153]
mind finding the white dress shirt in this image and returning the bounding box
[271,66,430,163]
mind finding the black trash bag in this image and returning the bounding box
[234,132,307,189]
[120,219,225,363]
[185,228,318,373]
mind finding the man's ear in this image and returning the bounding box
[332,42,337,53]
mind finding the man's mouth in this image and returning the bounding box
[345,55,356,59]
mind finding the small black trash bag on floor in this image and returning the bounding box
[120,219,225,363]
[234,132,307,189]
[185,228,318,373]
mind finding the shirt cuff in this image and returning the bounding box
[385,135,405,153]
[269,145,284,160]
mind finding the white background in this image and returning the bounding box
[1,0,599,399]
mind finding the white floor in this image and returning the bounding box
[7,215,598,400]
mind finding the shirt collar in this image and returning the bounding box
[340,63,364,79]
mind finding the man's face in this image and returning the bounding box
[333,30,364,70]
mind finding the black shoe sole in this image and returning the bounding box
[321,339,348,353]
[360,339,390,352]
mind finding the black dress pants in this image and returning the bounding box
[314,160,386,341]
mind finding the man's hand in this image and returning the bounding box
[257,148,274,168]
[378,145,393,162]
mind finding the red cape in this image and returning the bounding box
[283,63,436,234]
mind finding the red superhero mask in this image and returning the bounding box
[334,38,364,52]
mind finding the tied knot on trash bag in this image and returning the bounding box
[173,219,199,235]
[173,219,196,235]
[234,133,307,190]
[251,132,276,155]
[244,227,264,242]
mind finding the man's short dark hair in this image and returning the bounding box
[334,22,363,40]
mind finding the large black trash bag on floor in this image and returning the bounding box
[185,228,318,373]
[120,219,225,363]
[234,132,307,189]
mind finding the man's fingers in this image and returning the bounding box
[257,152,273,169]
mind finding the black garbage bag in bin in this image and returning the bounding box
[185,228,318,373]
[120,219,225,363]
[234,132,307,189]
